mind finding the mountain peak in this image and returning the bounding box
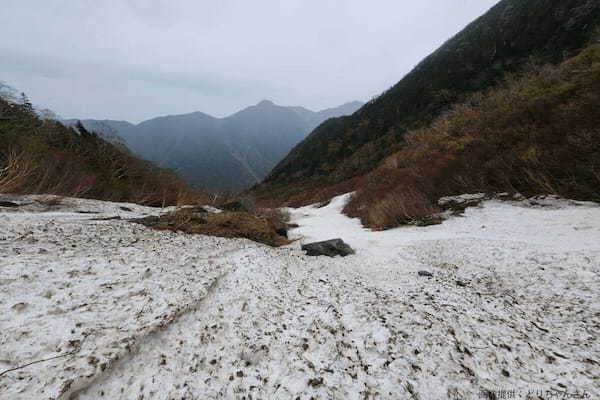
[256,99,276,107]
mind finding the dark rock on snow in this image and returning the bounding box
[301,239,355,257]
[418,271,434,278]
[0,201,19,207]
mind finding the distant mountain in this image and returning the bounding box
[255,0,600,204]
[73,100,362,191]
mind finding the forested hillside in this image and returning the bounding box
[254,0,600,205]
[0,95,198,205]
[346,39,600,228]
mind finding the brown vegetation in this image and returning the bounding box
[257,0,600,204]
[344,39,600,229]
[0,96,208,206]
[253,177,360,208]
[134,206,291,247]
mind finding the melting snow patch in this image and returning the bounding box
[1,193,599,399]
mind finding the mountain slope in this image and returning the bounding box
[0,96,198,205]
[76,100,363,191]
[345,39,600,228]
[255,0,600,204]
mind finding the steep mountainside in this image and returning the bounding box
[0,97,198,205]
[255,0,600,203]
[345,39,600,229]
[76,100,362,191]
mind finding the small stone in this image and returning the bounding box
[11,302,28,312]
[307,377,323,387]
[418,271,433,278]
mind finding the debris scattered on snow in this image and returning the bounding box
[1,193,599,399]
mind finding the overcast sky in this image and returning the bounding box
[1,0,499,123]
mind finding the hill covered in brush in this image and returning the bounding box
[346,38,600,228]
[0,94,199,206]
[253,0,600,207]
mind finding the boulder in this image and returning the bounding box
[301,239,355,257]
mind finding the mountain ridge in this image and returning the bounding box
[254,0,600,204]
[69,99,363,191]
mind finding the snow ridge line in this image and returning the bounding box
[59,248,246,400]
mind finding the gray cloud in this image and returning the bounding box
[0,0,499,122]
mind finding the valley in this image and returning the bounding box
[69,100,363,191]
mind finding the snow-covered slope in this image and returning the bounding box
[1,194,598,399]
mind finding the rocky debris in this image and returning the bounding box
[438,193,487,215]
[128,215,161,227]
[523,194,598,209]
[301,239,355,257]
[437,193,594,216]
[438,192,526,215]
[414,215,444,226]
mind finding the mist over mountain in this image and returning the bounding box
[71,100,362,191]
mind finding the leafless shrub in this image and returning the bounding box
[0,150,36,193]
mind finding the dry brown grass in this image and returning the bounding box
[139,207,291,247]
[344,39,600,229]
[252,176,360,209]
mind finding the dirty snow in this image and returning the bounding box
[1,193,599,399]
